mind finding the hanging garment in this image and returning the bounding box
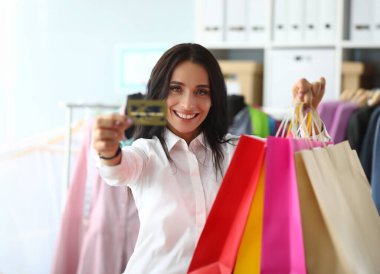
[77,175,139,274]
[371,116,380,214]
[248,106,270,138]
[347,106,375,155]
[359,105,380,181]
[317,100,342,132]
[227,95,246,127]
[229,107,252,136]
[229,106,276,137]
[51,126,90,274]
[51,123,139,274]
[0,127,78,274]
[329,101,358,143]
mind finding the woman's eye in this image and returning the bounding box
[196,89,210,96]
[169,85,181,93]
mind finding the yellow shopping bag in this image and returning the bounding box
[233,160,265,274]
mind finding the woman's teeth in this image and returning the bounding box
[175,111,197,119]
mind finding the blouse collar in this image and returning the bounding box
[164,128,210,152]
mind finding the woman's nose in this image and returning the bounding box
[180,91,195,109]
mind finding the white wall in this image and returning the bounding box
[0,0,195,144]
[0,1,195,273]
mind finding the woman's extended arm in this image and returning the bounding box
[92,113,133,166]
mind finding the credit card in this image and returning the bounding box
[126,99,167,126]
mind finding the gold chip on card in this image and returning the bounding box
[126,99,167,126]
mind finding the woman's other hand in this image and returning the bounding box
[292,77,326,110]
[92,114,132,165]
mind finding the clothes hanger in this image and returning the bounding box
[355,90,373,108]
[367,91,380,107]
[350,88,365,102]
[340,89,356,101]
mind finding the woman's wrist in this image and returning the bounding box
[99,147,122,166]
[99,147,121,160]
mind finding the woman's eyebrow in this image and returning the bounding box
[169,81,210,88]
[169,81,184,85]
[197,84,210,88]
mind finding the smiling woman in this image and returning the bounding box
[91,43,327,274]
[166,61,212,144]
[92,43,236,273]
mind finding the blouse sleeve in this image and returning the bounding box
[96,140,148,187]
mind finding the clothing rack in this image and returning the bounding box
[62,102,121,205]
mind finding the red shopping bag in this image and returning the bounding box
[261,136,307,274]
[188,135,266,274]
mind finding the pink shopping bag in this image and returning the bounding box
[261,136,307,274]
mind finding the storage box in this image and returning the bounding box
[218,60,263,106]
[341,61,374,91]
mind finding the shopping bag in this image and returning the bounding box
[187,135,266,274]
[299,141,380,273]
[260,136,307,274]
[294,152,348,273]
[233,160,265,274]
[290,138,332,273]
[233,137,325,274]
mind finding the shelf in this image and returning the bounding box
[199,43,267,50]
[201,42,339,50]
[202,42,380,50]
[341,41,380,49]
[270,42,336,49]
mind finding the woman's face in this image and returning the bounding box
[166,60,212,143]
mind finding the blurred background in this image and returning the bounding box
[0,1,193,273]
[1,0,380,273]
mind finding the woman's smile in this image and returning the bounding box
[166,60,211,144]
[173,110,199,120]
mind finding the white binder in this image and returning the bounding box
[372,0,380,41]
[351,0,372,41]
[199,0,225,42]
[273,0,288,42]
[304,0,319,43]
[288,0,304,42]
[247,0,268,43]
[225,0,247,42]
[264,49,336,109]
[318,0,336,42]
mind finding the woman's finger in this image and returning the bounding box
[311,77,325,108]
[292,78,313,107]
[94,128,120,141]
[93,140,120,153]
[95,114,129,129]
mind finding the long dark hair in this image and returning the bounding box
[133,43,230,175]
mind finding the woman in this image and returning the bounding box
[92,43,325,273]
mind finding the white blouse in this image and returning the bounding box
[98,129,238,274]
